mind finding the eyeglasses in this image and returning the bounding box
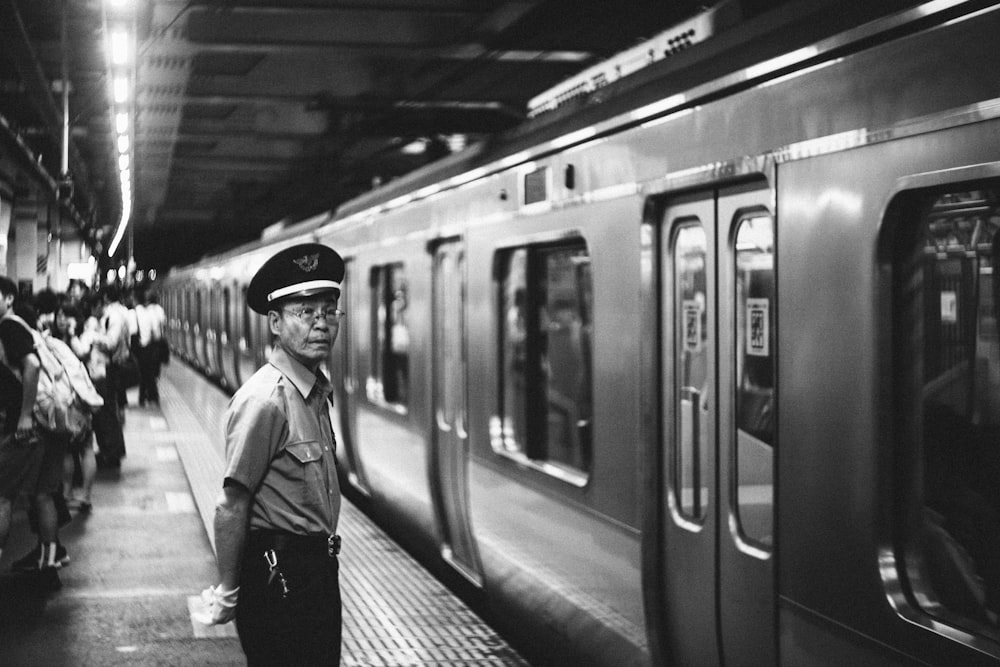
[283,306,345,325]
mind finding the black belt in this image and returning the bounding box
[249,529,341,558]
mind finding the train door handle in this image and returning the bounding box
[436,409,452,433]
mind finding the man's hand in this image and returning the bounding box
[15,415,35,442]
[195,584,239,625]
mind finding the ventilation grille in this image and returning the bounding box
[527,0,741,118]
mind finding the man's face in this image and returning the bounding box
[269,294,340,369]
[0,292,13,318]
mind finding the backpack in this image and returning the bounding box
[21,322,103,437]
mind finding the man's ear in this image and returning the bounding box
[268,309,282,335]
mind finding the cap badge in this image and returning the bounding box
[293,253,319,272]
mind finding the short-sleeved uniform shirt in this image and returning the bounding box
[223,345,340,535]
[0,317,36,435]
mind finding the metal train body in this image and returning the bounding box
[157,2,1000,664]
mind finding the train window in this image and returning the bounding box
[670,223,709,520]
[493,240,593,477]
[734,213,775,549]
[892,184,1000,640]
[368,263,409,409]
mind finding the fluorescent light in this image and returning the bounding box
[499,151,531,169]
[117,135,130,153]
[113,76,129,103]
[630,94,686,122]
[550,127,596,149]
[400,139,427,155]
[745,47,819,80]
[115,113,128,133]
[118,154,130,170]
[111,29,129,65]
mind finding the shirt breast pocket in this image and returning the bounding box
[284,440,327,510]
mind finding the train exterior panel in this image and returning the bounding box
[156,2,1000,664]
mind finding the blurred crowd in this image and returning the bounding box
[0,279,165,588]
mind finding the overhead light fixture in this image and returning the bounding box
[400,139,428,155]
[110,29,129,65]
[105,0,136,259]
[113,76,129,103]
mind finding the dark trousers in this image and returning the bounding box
[136,344,160,405]
[236,531,342,666]
[92,376,125,462]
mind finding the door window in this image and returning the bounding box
[734,213,775,549]
[892,183,1000,639]
[670,222,710,520]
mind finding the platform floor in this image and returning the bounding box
[0,360,529,666]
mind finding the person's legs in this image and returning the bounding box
[0,496,11,552]
[0,432,44,552]
[25,433,69,567]
[77,435,96,508]
[92,376,124,466]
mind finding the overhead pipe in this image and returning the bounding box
[0,0,93,209]
[60,0,70,180]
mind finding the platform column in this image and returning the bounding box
[12,187,43,296]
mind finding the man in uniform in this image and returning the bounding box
[203,243,345,665]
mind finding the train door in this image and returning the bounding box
[430,238,482,586]
[656,182,776,665]
[329,257,369,495]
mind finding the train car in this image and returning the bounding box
[157,1,1000,664]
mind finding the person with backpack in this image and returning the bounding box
[0,277,66,586]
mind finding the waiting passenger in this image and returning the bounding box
[87,294,126,469]
[0,277,67,586]
[134,291,165,406]
[94,287,129,466]
[53,303,97,514]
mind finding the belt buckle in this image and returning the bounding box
[327,534,341,557]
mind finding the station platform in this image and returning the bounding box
[0,360,529,666]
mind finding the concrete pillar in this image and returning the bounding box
[13,191,41,297]
[0,195,10,277]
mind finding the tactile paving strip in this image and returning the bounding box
[159,361,529,666]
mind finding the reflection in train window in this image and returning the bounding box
[670,223,709,520]
[734,213,774,550]
[893,183,1000,641]
[369,263,409,409]
[241,285,251,351]
[493,241,593,476]
[223,287,231,342]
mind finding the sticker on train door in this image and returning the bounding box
[940,291,958,324]
[747,298,769,357]
[683,298,703,351]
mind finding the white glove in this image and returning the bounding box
[193,584,239,625]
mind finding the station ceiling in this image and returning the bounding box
[0,0,860,271]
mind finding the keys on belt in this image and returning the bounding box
[328,534,341,558]
[261,533,341,597]
[264,549,290,598]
